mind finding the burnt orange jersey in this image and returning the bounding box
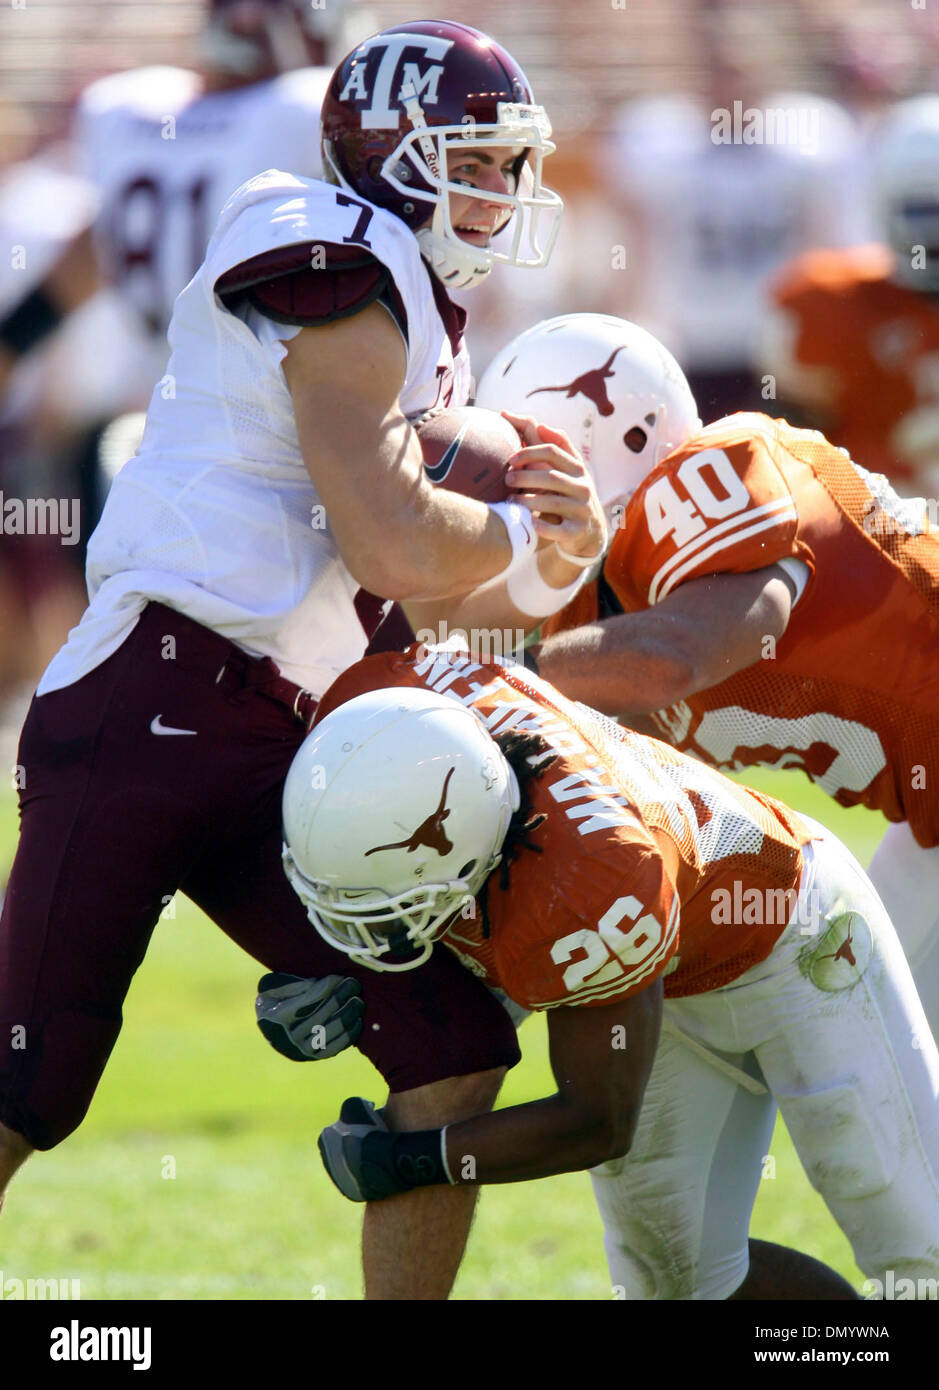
[768,243,939,494]
[597,412,939,845]
[316,644,811,1006]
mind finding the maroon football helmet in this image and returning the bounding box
[320,20,563,289]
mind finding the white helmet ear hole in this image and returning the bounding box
[458,859,478,879]
[624,426,648,453]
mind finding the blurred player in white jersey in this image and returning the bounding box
[0,1,362,389]
[606,55,867,423]
[75,0,351,351]
[0,0,377,533]
[0,19,607,1301]
[0,146,99,701]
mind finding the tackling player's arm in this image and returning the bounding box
[441,983,662,1183]
[319,982,662,1200]
[530,564,795,716]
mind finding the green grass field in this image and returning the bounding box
[0,767,887,1300]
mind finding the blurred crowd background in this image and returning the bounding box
[2,0,931,147]
[1,0,938,717]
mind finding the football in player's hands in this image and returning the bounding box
[417,405,519,502]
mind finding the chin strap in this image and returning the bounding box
[401,83,442,183]
[401,80,495,291]
[416,225,492,290]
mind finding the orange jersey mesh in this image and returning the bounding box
[770,244,939,493]
[603,412,939,845]
[317,645,811,1007]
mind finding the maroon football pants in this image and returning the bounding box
[0,603,519,1149]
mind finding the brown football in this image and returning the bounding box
[417,406,520,502]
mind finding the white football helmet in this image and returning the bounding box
[871,96,939,293]
[282,686,519,971]
[475,314,701,520]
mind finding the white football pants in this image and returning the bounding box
[590,818,939,1300]
[868,819,939,1045]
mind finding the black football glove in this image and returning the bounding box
[255,973,364,1061]
[318,1096,451,1203]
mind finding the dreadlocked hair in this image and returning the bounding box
[478,729,558,939]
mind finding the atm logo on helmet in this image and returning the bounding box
[339,34,454,130]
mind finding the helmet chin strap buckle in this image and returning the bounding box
[400,88,494,291]
[416,224,492,290]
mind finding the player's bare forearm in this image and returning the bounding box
[443,987,661,1186]
[282,309,511,601]
[533,614,699,714]
[309,405,510,602]
[404,543,590,652]
[533,567,794,716]
[385,461,514,600]
[444,1092,631,1183]
[403,420,606,609]
[362,1069,504,1299]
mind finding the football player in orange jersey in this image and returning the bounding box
[278,642,939,1300]
[759,96,939,499]
[475,312,939,1048]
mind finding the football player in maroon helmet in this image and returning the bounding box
[0,18,604,1306]
[319,20,563,290]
